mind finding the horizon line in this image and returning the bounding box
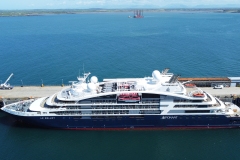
[1,7,240,11]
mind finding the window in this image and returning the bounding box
[185,110,210,113]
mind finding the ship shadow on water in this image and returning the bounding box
[0,111,17,127]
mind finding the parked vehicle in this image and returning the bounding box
[214,85,223,89]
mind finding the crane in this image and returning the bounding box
[0,73,14,89]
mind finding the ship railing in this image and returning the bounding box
[204,93,212,102]
[62,107,160,111]
[41,97,49,108]
[142,100,160,104]
[74,113,161,116]
[71,105,159,110]
[178,82,185,91]
[52,112,163,116]
[51,94,57,103]
[91,102,159,105]
[90,108,159,110]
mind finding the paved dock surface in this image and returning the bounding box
[0,86,240,99]
[0,86,67,98]
[197,87,240,96]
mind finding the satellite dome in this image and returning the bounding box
[87,83,96,91]
[90,76,98,84]
[152,70,161,81]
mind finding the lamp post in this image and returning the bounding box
[41,79,44,87]
[61,79,64,87]
[21,79,23,87]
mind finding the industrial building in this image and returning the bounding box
[178,77,237,87]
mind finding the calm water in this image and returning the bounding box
[0,12,240,159]
[1,12,240,85]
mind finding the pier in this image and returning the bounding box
[0,86,66,106]
[0,86,66,98]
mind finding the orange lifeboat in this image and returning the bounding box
[184,83,196,88]
[193,93,204,97]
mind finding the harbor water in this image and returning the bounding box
[0,12,240,159]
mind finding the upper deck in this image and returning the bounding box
[53,70,214,105]
[56,70,187,101]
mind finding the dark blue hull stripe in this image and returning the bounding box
[8,114,240,129]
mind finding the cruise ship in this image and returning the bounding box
[2,69,240,129]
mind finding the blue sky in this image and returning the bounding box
[1,0,240,10]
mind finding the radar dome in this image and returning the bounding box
[90,76,98,84]
[87,83,96,91]
[152,70,161,81]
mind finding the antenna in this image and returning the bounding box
[162,68,170,75]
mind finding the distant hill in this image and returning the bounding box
[0,8,240,17]
[164,4,189,8]
[194,4,240,8]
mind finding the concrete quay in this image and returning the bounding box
[196,87,240,97]
[0,86,240,99]
[0,86,67,99]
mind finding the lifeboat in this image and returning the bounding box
[193,93,204,97]
[118,93,140,101]
[184,83,196,88]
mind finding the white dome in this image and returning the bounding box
[87,83,96,91]
[152,70,161,81]
[90,76,98,84]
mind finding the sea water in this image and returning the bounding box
[0,12,240,160]
[1,12,240,85]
